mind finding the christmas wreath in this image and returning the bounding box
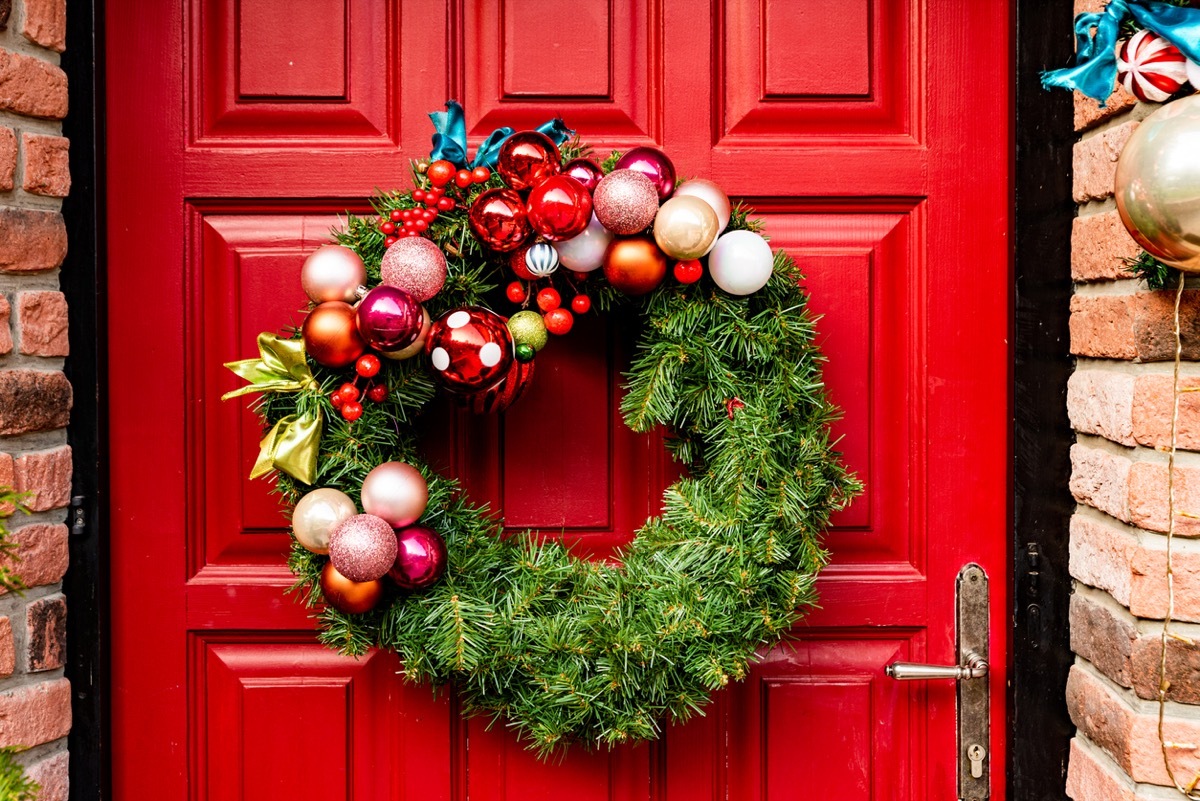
[224,101,859,754]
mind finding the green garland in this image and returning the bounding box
[251,144,859,754]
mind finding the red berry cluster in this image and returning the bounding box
[505,278,591,336]
[378,160,491,247]
[329,354,388,422]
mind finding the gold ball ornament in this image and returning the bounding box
[1115,95,1200,272]
[653,195,720,260]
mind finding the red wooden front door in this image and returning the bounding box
[107,2,1011,799]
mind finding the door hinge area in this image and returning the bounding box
[70,494,87,538]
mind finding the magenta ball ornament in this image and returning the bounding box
[674,178,732,235]
[593,169,659,235]
[496,130,562,191]
[301,244,368,304]
[425,307,515,393]
[329,513,398,582]
[615,146,676,200]
[380,237,447,302]
[468,188,532,253]
[356,285,423,353]
[361,462,428,528]
[388,526,448,590]
[563,158,604,193]
[553,212,613,273]
[526,175,593,241]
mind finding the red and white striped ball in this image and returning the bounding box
[1117,29,1188,103]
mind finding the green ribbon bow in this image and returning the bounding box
[223,333,323,485]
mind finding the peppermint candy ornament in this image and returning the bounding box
[524,242,560,278]
[1118,30,1188,103]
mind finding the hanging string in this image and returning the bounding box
[1156,273,1200,798]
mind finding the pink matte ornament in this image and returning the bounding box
[389,526,448,590]
[301,244,368,304]
[361,462,429,528]
[329,513,398,582]
[673,178,732,234]
[615,146,677,200]
[552,212,613,273]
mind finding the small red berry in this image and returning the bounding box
[455,169,473,189]
[405,229,421,237]
[330,391,345,408]
[421,209,436,222]
[414,219,429,232]
[673,259,703,284]
[356,354,381,378]
[341,401,364,422]
[384,236,399,247]
[412,189,427,203]
[380,221,396,235]
[536,287,561,312]
[506,281,527,303]
[366,384,388,403]
[427,160,455,187]
[400,209,413,221]
[471,166,491,184]
[426,186,444,202]
[544,308,574,335]
[437,196,456,212]
[570,294,591,314]
[337,383,360,403]
[389,209,404,222]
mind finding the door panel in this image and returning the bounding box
[108,1,1011,799]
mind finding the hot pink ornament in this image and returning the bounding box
[329,513,398,582]
[356,285,423,353]
[526,175,593,241]
[563,158,604,193]
[361,462,428,528]
[593,169,659,235]
[615,146,677,200]
[380,237,447,302]
[388,526,448,590]
[301,245,368,304]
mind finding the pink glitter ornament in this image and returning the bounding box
[381,237,447,302]
[329,513,398,582]
[592,169,659,235]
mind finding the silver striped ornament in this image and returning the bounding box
[524,242,560,278]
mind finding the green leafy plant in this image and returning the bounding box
[1126,250,1179,290]
[0,747,38,801]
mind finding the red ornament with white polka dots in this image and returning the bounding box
[424,307,515,393]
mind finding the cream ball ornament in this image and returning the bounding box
[707,230,774,296]
[292,487,358,554]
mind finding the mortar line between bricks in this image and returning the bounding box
[1075,432,1200,470]
[1073,504,1200,554]
[1074,276,1200,296]
[1077,196,1118,217]
[0,430,69,451]
[1075,581,1142,625]
[1072,733,1188,800]
[0,33,63,65]
[1076,656,1200,720]
[0,112,61,138]
[1077,101,1158,140]
[1074,358,1200,377]
[0,666,64,695]
[14,737,67,770]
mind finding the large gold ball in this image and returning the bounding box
[653,196,719,260]
[1115,95,1200,272]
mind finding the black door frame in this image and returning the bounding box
[61,0,1077,797]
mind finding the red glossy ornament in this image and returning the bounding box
[468,188,531,253]
[428,161,455,187]
[527,175,593,241]
[544,308,574,335]
[356,354,381,378]
[563,158,604,193]
[466,357,536,415]
[674,259,703,284]
[602,236,668,296]
[536,287,561,311]
[616,146,677,200]
[496,131,562,191]
[506,281,527,303]
[303,301,367,368]
[425,307,515,393]
[320,562,383,615]
[341,401,363,422]
[472,166,491,184]
[571,294,591,314]
[388,526,449,590]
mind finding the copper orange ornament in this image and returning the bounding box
[602,236,668,296]
[303,301,367,368]
[320,562,383,615]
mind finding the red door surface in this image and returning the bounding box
[107,2,1012,799]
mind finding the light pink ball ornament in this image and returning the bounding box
[707,230,774,296]
[381,237,447,302]
[301,245,367,304]
[674,179,732,235]
[361,461,428,528]
[329,513,398,582]
[553,213,613,273]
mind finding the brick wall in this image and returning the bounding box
[0,0,70,799]
[1064,34,1200,801]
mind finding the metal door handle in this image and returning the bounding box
[885,651,989,681]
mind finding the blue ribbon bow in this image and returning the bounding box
[428,100,574,169]
[1042,0,1200,105]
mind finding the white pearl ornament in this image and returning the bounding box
[707,230,775,296]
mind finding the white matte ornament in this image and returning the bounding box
[292,488,358,554]
[553,213,613,273]
[707,230,774,296]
